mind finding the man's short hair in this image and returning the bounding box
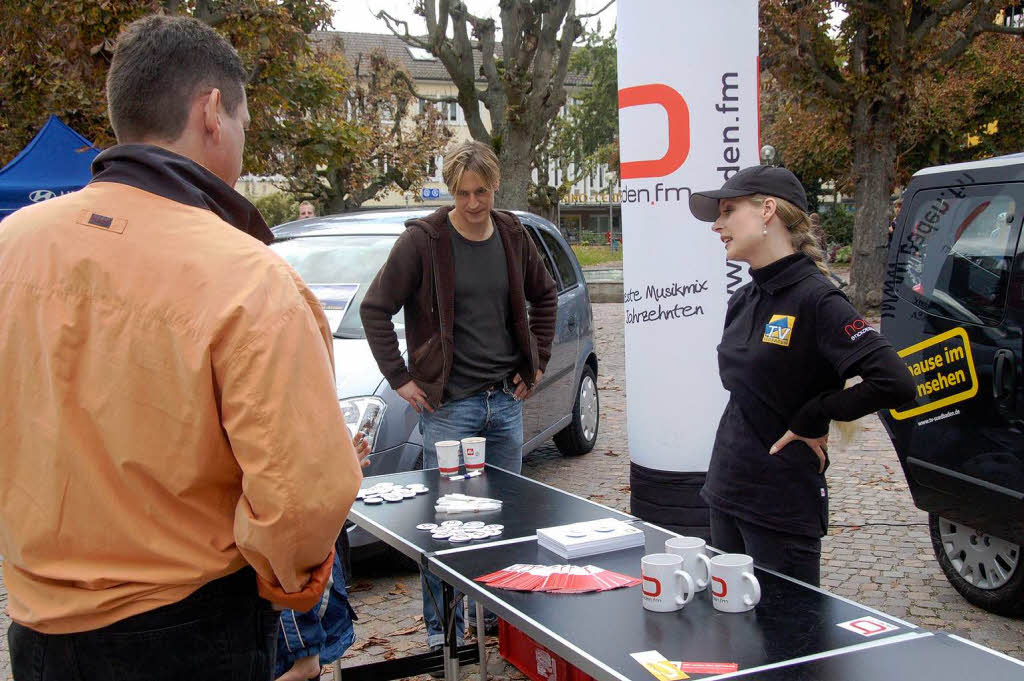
[106,14,248,143]
[442,140,500,193]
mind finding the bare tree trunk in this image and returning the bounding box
[496,130,534,210]
[848,100,896,312]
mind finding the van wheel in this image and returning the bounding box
[930,513,1024,617]
[554,365,599,456]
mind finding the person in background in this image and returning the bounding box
[275,433,371,681]
[688,165,915,586]
[298,200,316,220]
[0,14,362,680]
[360,140,557,653]
[889,197,903,245]
[809,211,848,289]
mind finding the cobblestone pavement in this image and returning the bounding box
[2,300,1022,681]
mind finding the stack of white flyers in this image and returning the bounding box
[435,493,502,514]
[536,518,644,559]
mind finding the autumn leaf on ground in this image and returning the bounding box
[349,581,374,593]
[349,635,391,651]
[604,450,618,457]
[388,622,425,636]
[389,582,408,595]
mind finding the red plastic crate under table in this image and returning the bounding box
[498,619,596,681]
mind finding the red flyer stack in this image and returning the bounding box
[475,564,641,593]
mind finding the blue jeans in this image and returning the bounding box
[419,387,523,647]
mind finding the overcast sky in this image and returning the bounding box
[329,0,617,35]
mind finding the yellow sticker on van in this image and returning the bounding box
[890,327,978,420]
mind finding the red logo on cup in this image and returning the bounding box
[642,575,662,597]
[711,576,728,598]
[618,84,691,179]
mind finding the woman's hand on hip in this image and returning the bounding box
[770,430,828,473]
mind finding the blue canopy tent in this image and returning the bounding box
[0,115,99,221]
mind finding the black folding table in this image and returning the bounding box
[344,465,1019,681]
[428,521,917,681]
[345,465,635,681]
[718,632,1024,680]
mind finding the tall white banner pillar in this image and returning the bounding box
[617,0,759,537]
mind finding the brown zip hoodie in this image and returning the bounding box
[360,206,557,408]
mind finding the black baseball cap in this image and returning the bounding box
[689,165,808,222]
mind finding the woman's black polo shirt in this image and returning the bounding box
[701,253,891,538]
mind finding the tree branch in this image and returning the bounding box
[576,0,615,21]
[981,22,1024,36]
[767,23,847,99]
[375,10,431,50]
[917,3,1003,73]
[908,0,972,47]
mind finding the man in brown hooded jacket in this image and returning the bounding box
[360,140,556,651]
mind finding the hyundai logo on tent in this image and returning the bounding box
[29,189,57,202]
[0,115,99,221]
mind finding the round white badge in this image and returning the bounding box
[383,493,404,503]
[416,523,438,531]
[448,534,471,543]
[363,496,383,505]
[463,521,485,529]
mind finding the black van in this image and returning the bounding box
[880,152,1024,617]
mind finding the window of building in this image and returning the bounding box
[407,46,436,61]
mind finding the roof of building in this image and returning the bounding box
[312,30,587,86]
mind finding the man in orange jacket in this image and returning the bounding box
[0,14,362,680]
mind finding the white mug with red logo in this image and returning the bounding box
[461,437,486,471]
[665,536,712,592]
[434,440,462,477]
[708,553,761,613]
[641,553,695,612]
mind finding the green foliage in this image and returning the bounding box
[571,245,622,267]
[819,205,854,247]
[251,192,299,228]
[0,1,449,212]
[834,244,852,264]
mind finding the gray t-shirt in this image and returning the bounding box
[445,219,521,401]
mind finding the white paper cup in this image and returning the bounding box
[709,553,761,613]
[434,440,462,477]
[665,536,712,592]
[641,553,695,612]
[461,437,486,471]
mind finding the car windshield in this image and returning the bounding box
[270,234,403,339]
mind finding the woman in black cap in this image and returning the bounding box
[689,165,915,586]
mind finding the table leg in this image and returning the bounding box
[443,582,460,681]
[476,601,487,681]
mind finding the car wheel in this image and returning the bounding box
[929,513,1024,617]
[554,364,599,456]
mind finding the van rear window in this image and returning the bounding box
[893,184,1021,326]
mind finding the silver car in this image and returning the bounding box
[270,209,600,551]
